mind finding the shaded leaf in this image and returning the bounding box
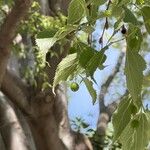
[111,4,123,18]
[118,0,131,6]
[81,122,89,128]
[141,6,150,34]
[92,0,106,6]
[123,6,138,25]
[83,78,97,104]
[127,26,142,52]
[87,4,98,25]
[114,17,123,30]
[37,29,57,38]
[54,25,77,40]
[86,46,108,77]
[79,46,95,68]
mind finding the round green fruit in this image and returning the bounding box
[70,82,79,92]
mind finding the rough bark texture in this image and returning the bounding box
[0,0,93,150]
[0,0,32,86]
[0,96,32,150]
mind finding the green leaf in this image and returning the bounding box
[79,46,95,68]
[83,78,97,104]
[53,53,78,89]
[37,29,57,38]
[87,4,98,24]
[119,112,150,150]
[86,46,108,77]
[68,0,86,24]
[36,25,77,57]
[87,0,106,24]
[127,26,142,52]
[92,0,106,6]
[118,0,131,6]
[114,17,123,30]
[36,38,57,55]
[81,122,89,128]
[112,97,134,141]
[141,6,150,34]
[0,0,12,5]
[123,6,138,25]
[125,51,146,105]
[136,0,144,5]
[54,25,77,40]
[111,4,123,17]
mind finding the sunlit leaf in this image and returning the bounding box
[36,38,57,55]
[68,0,86,24]
[119,112,150,150]
[112,97,134,141]
[136,0,144,5]
[53,53,78,89]
[125,51,146,105]
[36,25,77,60]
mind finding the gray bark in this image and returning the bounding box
[0,132,6,150]
[0,96,32,150]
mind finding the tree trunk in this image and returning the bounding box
[0,0,93,150]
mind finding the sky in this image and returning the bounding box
[68,48,121,129]
[68,16,150,130]
[68,16,125,129]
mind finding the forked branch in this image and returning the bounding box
[0,0,32,86]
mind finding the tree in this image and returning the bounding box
[0,0,150,150]
[0,0,92,150]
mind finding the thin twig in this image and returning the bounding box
[99,0,112,47]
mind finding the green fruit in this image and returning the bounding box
[70,82,79,92]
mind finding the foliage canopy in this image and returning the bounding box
[1,0,150,149]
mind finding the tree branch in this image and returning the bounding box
[0,97,32,150]
[0,0,32,49]
[97,52,125,146]
[97,90,128,143]
[1,70,31,114]
[0,0,32,86]
[99,52,125,113]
